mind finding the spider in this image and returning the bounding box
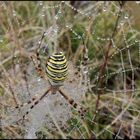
[15,31,86,121]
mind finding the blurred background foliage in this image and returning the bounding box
[0,1,140,139]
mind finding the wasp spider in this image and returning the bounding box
[15,32,86,121]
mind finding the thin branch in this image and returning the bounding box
[92,1,125,123]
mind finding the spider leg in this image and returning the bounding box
[14,93,39,109]
[22,64,31,96]
[15,58,48,109]
[30,31,48,79]
[16,32,50,117]
[21,87,51,120]
[58,89,86,117]
[30,55,46,79]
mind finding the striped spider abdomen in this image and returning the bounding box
[46,52,68,86]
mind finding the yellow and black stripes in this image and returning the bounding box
[46,52,68,85]
[16,51,87,121]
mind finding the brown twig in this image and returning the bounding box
[92,2,126,123]
[3,125,22,139]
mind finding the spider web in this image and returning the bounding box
[0,1,140,139]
